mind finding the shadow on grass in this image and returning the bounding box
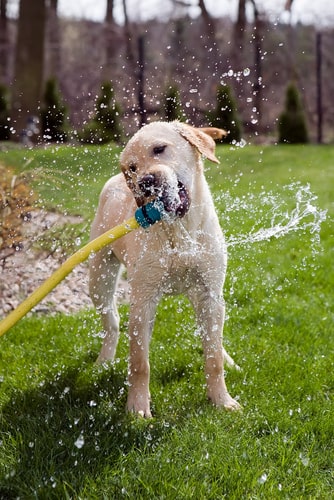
[0,359,195,498]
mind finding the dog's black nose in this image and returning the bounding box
[138,174,157,196]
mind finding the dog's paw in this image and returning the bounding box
[222,396,242,412]
[126,392,152,418]
[127,406,152,418]
[209,392,242,412]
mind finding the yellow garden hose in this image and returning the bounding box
[0,200,165,337]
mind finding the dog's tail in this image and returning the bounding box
[223,348,241,371]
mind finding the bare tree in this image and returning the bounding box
[122,0,135,65]
[198,0,216,43]
[284,0,294,11]
[249,0,263,129]
[103,0,123,80]
[233,0,247,54]
[316,32,323,143]
[11,0,47,140]
[0,0,8,82]
[47,0,60,78]
[197,0,219,78]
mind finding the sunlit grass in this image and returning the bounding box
[0,143,333,498]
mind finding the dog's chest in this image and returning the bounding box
[134,231,224,294]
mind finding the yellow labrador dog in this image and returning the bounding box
[89,121,241,417]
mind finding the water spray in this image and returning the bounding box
[0,200,166,338]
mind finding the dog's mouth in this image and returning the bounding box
[135,175,190,218]
[160,180,190,217]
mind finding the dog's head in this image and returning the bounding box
[120,121,226,217]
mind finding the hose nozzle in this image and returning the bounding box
[135,199,166,228]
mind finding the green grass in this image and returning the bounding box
[0,143,333,498]
[0,143,121,220]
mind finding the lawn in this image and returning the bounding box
[0,142,333,498]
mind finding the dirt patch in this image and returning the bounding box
[0,210,129,318]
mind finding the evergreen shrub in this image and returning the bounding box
[79,82,122,144]
[278,82,309,144]
[163,85,183,122]
[0,84,10,141]
[40,78,68,142]
[207,84,242,144]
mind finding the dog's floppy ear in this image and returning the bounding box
[175,123,226,164]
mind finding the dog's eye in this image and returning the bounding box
[153,145,166,155]
[129,164,137,173]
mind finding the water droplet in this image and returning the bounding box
[300,453,310,466]
[74,433,85,449]
[258,472,268,484]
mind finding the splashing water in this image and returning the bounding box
[219,183,327,251]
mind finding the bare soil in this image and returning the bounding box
[0,210,129,318]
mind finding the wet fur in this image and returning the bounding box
[89,121,241,417]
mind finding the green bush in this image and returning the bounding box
[79,82,122,144]
[0,83,10,141]
[40,78,68,142]
[163,84,183,121]
[207,84,242,144]
[278,82,309,144]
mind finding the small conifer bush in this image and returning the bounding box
[278,83,309,144]
[79,82,122,144]
[207,84,242,144]
[163,85,183,122]
[0,84,10,141]
[40,78,68,143]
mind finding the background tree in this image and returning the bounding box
[163,85,183,122]
[0,0,8,82]
[278,82,309,144]
[233,0,247,56]
[3,1,334,142]
[198,0,219,78]
[0,83,10,140]
[249,0,264,129]
[40,78,68,142]
[103,0,123,81]
[208,84,242,144]
[79,82,122,144]
[47,0,60,78]
[11,0,46,141]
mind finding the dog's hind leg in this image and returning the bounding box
[89,247,122,363]
[190,288,241,411]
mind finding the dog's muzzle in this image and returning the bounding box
[137,174,190,218]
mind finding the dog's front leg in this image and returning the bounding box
[195,293,241,411]
[126,297,157,418]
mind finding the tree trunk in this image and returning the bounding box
[198,0,219,78]
[47,0,60,78]
[103,0,123,81]
[11,0,46,141]
[106,0,114,23]
[0,0,8,82]
[137,35,147,127]
[250,0,263,130]
[231,0,247,110]
[316,32,323,144]
[233,0,247,54]
[122,0,135,65]
[198,0,216,45]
